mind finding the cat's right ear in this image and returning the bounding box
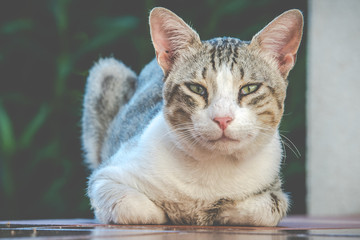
[149,7,201,75]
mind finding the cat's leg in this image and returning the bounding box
[82,58,137,169]
[88,167,168,225]
[216,190,289,227]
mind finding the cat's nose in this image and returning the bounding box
[213,116,233,130]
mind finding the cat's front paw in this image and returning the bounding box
[217,191,288,226]
[109,191,168,225]
[89,176,167,224]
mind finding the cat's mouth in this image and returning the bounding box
[208,135,239,143]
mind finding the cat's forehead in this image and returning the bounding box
[198,37,276,84]
[202,37,249,63]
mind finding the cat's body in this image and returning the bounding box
[83,8,303,226]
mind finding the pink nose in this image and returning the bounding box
[213,117,233,130]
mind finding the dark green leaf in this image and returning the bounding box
[0,19,34,35]
[75,16,139,57]
[1,157,15,198]
[51,0,71,35]
[55,53,73,97]
[0,101,16,156]
[19,104,51,149]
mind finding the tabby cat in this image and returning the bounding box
[82,7,303,226]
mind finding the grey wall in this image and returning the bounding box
[307,0,360,215]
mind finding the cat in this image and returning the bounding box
[82,7,303,226]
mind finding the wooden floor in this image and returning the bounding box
[1,215,360,239]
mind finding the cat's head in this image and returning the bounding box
[149,7,303,157]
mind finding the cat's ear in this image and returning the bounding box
[149,7,201,74]
[250,9,303,78]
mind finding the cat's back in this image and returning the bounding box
[101,59,164,160]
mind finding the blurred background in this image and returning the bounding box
[0,0,307,220]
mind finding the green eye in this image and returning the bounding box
[240,84,259,95]
[188,83,206,96]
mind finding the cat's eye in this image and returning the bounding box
[187,83,206,96]
[240,84,259,95]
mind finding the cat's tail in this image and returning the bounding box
[82,58,137,170]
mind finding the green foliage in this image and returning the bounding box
[0,101,16,157]
[0,0,307,219]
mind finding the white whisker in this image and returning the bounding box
[280,134,301,158]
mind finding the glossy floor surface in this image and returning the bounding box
[1,216,360,239]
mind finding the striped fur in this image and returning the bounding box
[84,7,303,226]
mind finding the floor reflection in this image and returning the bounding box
[1,220,360,240]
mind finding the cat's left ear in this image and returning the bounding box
[149,7,202,75]
[250,9,303,78]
